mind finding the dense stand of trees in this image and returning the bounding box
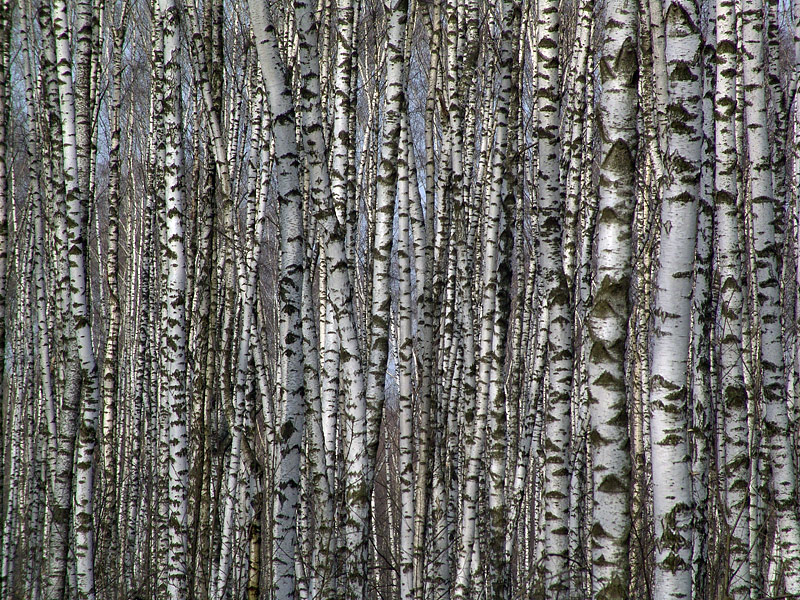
[1,0,800,598]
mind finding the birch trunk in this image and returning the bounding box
[159,0,189,597]
[100,7,126,568]
[365,0,406,486]
[536,0,572,592]
[648,2,701,598]
[741,0,800,591]
[714,0,750,594]
[52,0,102,595]
[397,113,415,600]
[588,0,637,596]
[0,0,8,425]
[249,3,305,598]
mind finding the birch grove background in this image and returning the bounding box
[1,0,800,598]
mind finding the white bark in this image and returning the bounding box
[249,3,305,598]
[397,114,415,600]
[536,0,572,592]
[588,0,637,596]
[158,0,189,597]
[714,0,750,594]
[741,0,800,591]
[648,2,701,598]
[52,0,101,595]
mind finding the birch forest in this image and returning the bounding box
[2,0,800,597]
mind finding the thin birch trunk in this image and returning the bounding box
[536,0,572,592]
[714,0,750,593]
[394,109,417,600]
[741,0,800,591]
[159,0,190,597]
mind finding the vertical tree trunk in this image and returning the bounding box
[396,113,415,600]
[536,0,572,592]
[690,8,714,596]
[249,3,306,598]
[588,0,637,596]
[741,0,800,591]
[52,0,102,595]
[100,5,127,576]
[159,0,189,597]
[648,2,701,598]
[0,0,8,435]
[714,0,750,593]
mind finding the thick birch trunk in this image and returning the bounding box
[648,2,701,598]
[249,3,305,598]
[588,0,637,596]
[52,0,102,595]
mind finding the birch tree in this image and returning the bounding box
[714,0,750,595]
[52,0,102,595]
[249,3,305,598]
[741,0,800,591]
[587,0,637,596]
[536,0,573,592]
[158,0,190,598]
[648,1,701,598]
